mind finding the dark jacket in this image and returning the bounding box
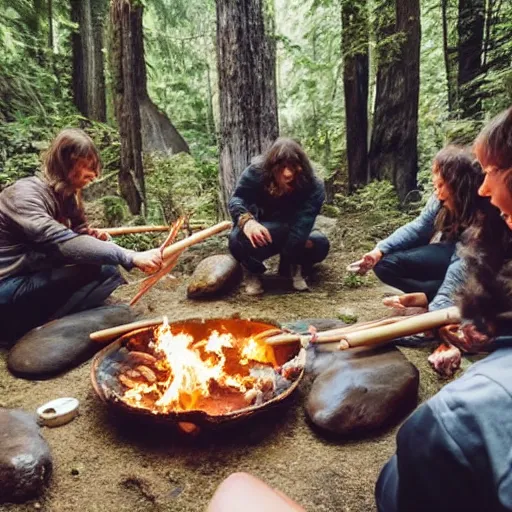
[228,165,325,257]
[376,344,512,512]
[0,176,133,279]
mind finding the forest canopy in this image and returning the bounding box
[0,0,511,226]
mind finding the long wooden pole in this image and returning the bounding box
[265,316,407,346]
[339,306,461,349]
[265,307,460,349]
[100,222,208,237]
[90,317,164,342]
[161,221,232,259]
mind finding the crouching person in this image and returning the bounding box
[228,137,329,295]
[0,128,162,341]
[376,106,512,512]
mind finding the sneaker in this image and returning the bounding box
[291,265,308,291]
[245,273,264,296]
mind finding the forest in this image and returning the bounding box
[1,1,512,511]
[1,0,511,227]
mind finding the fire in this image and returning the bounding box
[121,317,280,414]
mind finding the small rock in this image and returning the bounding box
[8,305,135,380]
[306,345,419,436]
[187,254,242,299]
[34,503,41,509]
[0,409,52,503]
[313,215,337,238]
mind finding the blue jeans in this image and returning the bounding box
[228,222,330,274]
[0,264,125,341]
[373,243,455,301]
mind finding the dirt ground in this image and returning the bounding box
[0,219,459,512]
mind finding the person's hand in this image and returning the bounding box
[243,220,272,248]
[358,248,383,275]
[77,227,112,241]
[88,228,112,242]
[383,292,428,316]
[132,249,163,275]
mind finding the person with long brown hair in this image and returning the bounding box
[375,107,512,512]
[228,137,329,295]
[355,146,490,311]
[0,128,162,341]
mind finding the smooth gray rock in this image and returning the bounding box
[0,409,52,503]
[306,345,419,436]
[8,305,135,379]
[187,254,242,299]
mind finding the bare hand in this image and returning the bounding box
[383,293,428,316]
[88,228,112,242]
[132,249,163,275]
[243,220,272,248]
[359,248,383,275]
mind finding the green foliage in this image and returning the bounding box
[144,0,217,144]
[337,308,358,323]
[144,152,218,225]
[342,273,367,289]
[102,195,127,227]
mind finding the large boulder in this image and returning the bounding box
[0,409,52,503]
[187,254,242,299]
[306,344,419,436]
[8,305,135,380]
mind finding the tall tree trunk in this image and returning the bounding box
[457,0,485,118]
[71,0,107,122]
[369,0,421,202]
[48,0,54,50]
[342,0,369,192]
[131,3,189,155]
[110,0,145,214]
[442,0,457,112]
[216,0,279,215]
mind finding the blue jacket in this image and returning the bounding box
[376,344,512,512]
[228,165,325,257]
[376,195,465,311]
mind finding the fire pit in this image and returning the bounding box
[91,317,305,431]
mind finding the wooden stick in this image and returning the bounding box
[264,316,407,346]
[90,317,164,343]
[100,222,208,237]
[339,306,461,349]
[161,221,232,260]
[129,251,182,306]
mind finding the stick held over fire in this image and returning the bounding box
[264,306,461,350]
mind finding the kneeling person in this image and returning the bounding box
[228,138,329,295]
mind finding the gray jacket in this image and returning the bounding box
[376,195,464,311]
[0,176,133,280]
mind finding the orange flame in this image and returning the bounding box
[122,317,278,414]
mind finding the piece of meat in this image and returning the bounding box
[427,342,461,378]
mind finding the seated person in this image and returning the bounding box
[376,106,512,512]
[228,137,329,295]
[356,146,490,312]
[0,128,162,340]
